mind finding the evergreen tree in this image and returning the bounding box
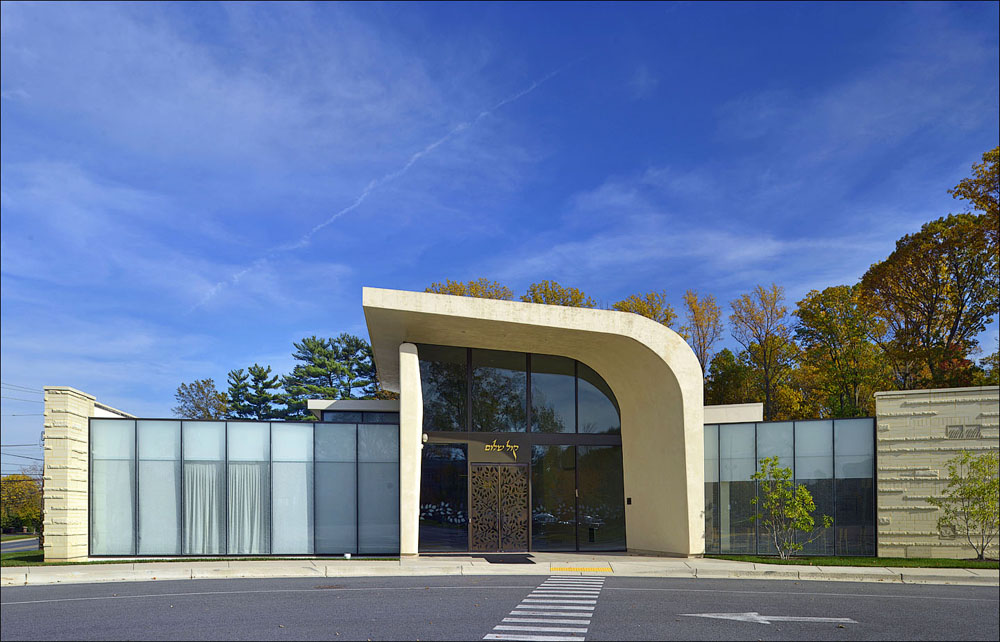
[281,334,380,419]
[247,364,282,419]
[226,368,253,419]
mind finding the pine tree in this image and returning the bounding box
[226,368,253,419]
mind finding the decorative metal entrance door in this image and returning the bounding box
[470,464,528,552]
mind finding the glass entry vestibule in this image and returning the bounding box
[417,344,627,553]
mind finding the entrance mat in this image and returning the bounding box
[550,566,613,572]
[482,554,535,564]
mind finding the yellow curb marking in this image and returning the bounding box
[550,567,613,572]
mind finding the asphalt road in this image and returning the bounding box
[0,537,38,553]
[1,575,996,641]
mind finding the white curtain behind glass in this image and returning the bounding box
[185,463,224,554]
[228,462,270,554]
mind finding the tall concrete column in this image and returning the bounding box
[398,343,423,557]
[42,387,95,562]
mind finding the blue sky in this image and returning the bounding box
[2,2,998,467]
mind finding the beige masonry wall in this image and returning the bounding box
[875,385,999,559]
[42,387,132,562]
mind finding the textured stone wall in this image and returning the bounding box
[875,386,999,559]
[42,387,94,562]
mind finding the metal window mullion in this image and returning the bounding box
[224,421,229,556]
[312,423,317,555]
[753,422,758,556]
[134,420,139,556]
[268,421,273,555]
[357,423,364,554]
[88,419,92,558]
[525,353,532,434]
[832,420,838,556]
[180,422,186,555]
[574,360,580,552]
[871,416,877,556]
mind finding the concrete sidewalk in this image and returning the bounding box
[2,553,997,587]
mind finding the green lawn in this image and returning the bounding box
[0,551,398,568]
[708,554,999,569]
[1,534,38,542]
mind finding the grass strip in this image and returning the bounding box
[1,550,398,568]
[708,554,998,569]
[1,534,38,542]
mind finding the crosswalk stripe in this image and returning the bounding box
[483,634,586,641]
[494,625,589,633]
[510,610,594,618]
[503,618,592,625]
[522,599,597,604]
[513,605,594,611]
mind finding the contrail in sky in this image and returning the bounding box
[194,68,562,309]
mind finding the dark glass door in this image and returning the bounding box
[470,464,528,551]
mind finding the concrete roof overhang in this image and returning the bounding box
[363,287,706,556]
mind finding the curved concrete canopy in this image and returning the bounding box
[363,287,705,556]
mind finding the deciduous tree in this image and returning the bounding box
[751,456,833,559]
[0,471,42,533]
[704,348,756,406]
[612,291,678,329]
[950,146,998,250]
[681,290,723,370]
[521,281,596,308]
[927,451,999,560]
[860,213,998,389]
[794,285,889,417]
[172,378,227,419]
[426,278,514,300]
[729,284,796,420]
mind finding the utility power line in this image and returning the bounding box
[0,383,43,394]
[1,453,43,461]
[1,396,44,403]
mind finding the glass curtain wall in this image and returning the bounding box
[531,445,576,550]
[419,444,469,551]
[472,349,527,432]
[577,445,626,550]
[315,423,357,555]
[271,423,314,554]
[183,422,226,555]
[704,424,720,554]
[138,420,181,555]
[703,418,874,556]
[90,418,399,557]
[358,424,400,554]
[530,356,575,434]
[90,419,136,555]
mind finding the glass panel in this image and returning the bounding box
[315,424,357,554]
[358,424,399,554]
[834,418,874,478]
[577,363,620,434]
[795,421,833,479]
[472,349,527,432]
[362,412,400,424]
[227,423,270,555]
[271,423,314,554]
[755,421,794,554]
[703,424,719,554]
[531,445,576,550]
[137,421,181,555]
[835,417,874,556]
[418,344,468,432]
[90,419,135,555]
[836,477,874,555]
[322,411,363,423]
[419,444,468,552]
[798,478,834,555]
[183,421,225,555]
[577,445,626,550]
[530,355,575,433]
[719,423,755,554]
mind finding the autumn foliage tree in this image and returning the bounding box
[730,284,797,420]
[860,213,998,389]
[0,472,42,533]
[612,291,678,329]
[521,280,596,307]
[681,290,723,370]
[426,278,514,300]
[795,285,889,417]
[172,378,228,419]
